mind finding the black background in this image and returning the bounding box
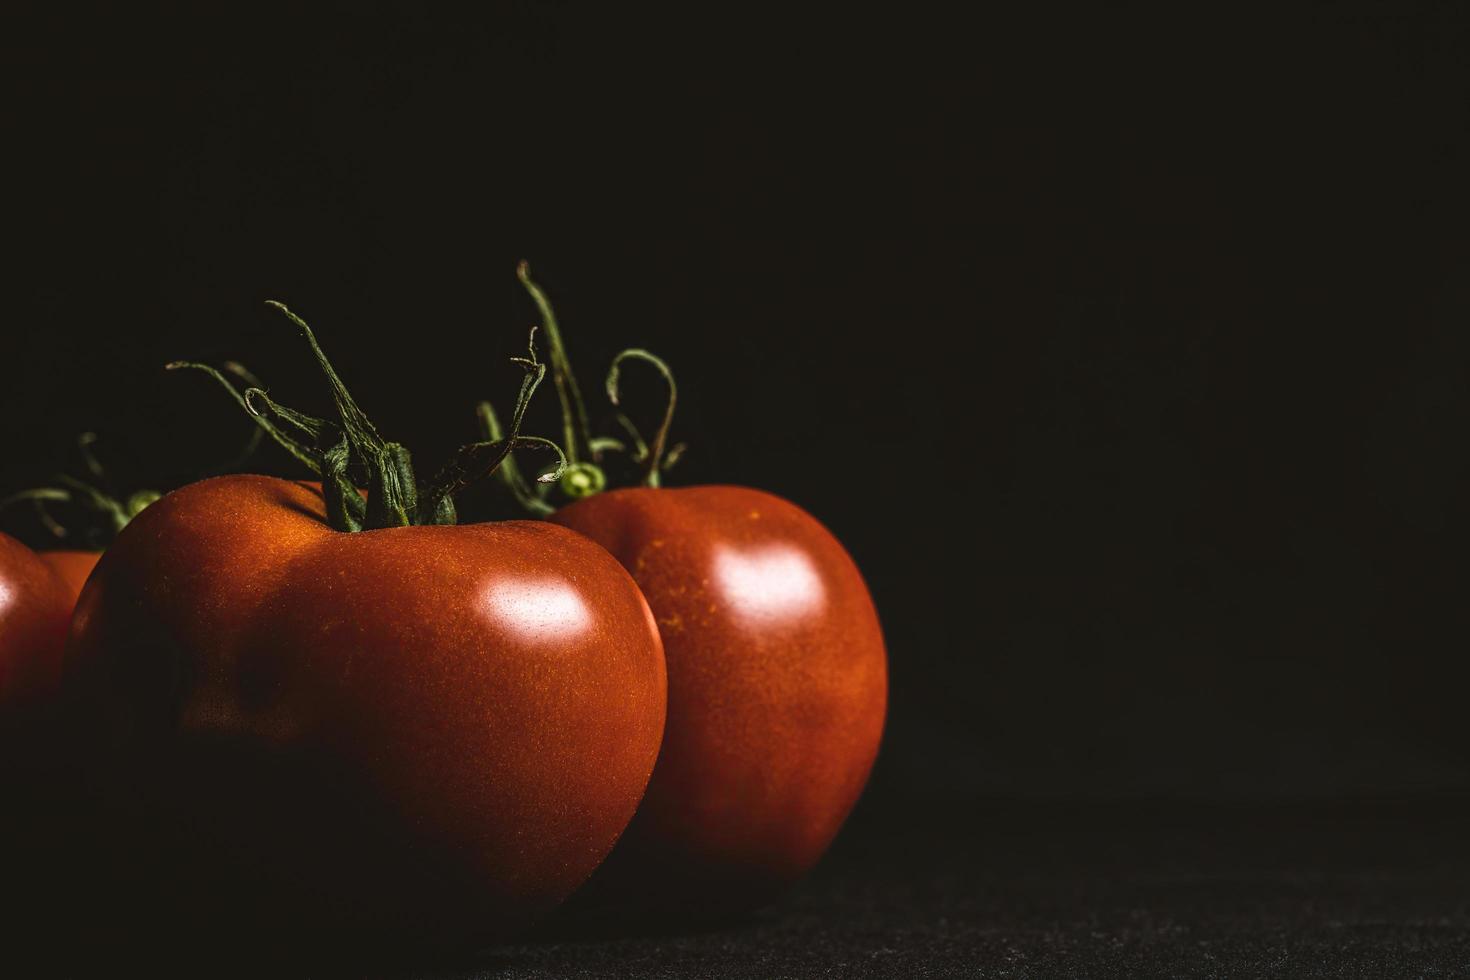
[5,0,1470,831]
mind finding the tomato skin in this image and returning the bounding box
[37,549,101,604]
[0,533,74,707]
[0,536,75,911]
[549,485,886,918]
[1,537,80,968]
[65,475,666,953]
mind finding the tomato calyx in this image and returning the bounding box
[0,433,167,549]
[174,302,565,533]
[480,262,685,515]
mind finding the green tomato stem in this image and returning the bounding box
[517,261,596,465]
[606,348,677,488]
[174,303,565,534]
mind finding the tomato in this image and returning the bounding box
[61,306,668,958]
[0,533,74,708]
[495,265,887,922]
[37,549,100,602]
[548,485,886,919]
[67,473,665,952]
[1,534,83,966]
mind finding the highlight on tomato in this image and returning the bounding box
[480,263,887,924]
[63,303,667,961]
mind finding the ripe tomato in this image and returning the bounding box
[1,534,85,966]
[0,532,74,708]
[63,307,668,957]
[498,264,887,922]
[69,479,665,953]
[549,485,886,918]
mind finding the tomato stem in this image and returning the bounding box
[167,360,321,474]
[418,327,568,521]
[495,264,686,512]
[606,349,678,488]
[0,434,163,546]
[261,301,429,531]
[175,303,565,533]
[0,488,74,540]
[212,363,269,471]
[518,261,596,466]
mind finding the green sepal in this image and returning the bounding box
[243,387,368,530]
[320,438,365,533]
[171,302,565,534]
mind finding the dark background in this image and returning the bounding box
[5,2,1470,820]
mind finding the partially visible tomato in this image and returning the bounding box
[0,534,79,951]
[550,486,886,919]
[0,532,74,707]
[6,386,269,614]
[2,433,170,611]
[497,265,888,925]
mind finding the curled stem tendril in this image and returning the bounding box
[517,261,593,464]
[166,360,320,474]
[606,348,678,488]
[419,327,568,521]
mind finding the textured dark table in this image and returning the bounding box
[408,798,1470,979]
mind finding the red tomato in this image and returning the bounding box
[37,549,100,603]
[1,535,81,965]
[0,532,74,707]
[66,475,667,952]
[549,484,886,919]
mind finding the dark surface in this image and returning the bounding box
[404,798,1470,978]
